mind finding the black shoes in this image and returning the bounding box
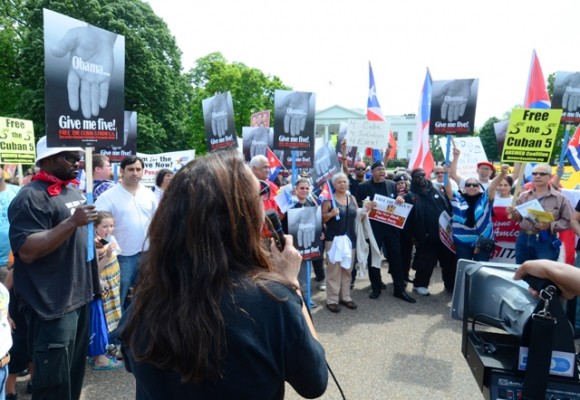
[381,282,387,290]
[368,290,381,299]
[394,291,416,303]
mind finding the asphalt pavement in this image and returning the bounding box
[12,263,484,400]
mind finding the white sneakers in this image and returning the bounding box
[413,287,430,296]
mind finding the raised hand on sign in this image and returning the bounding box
[435,80,472,122]
[52,25,117,119]
[296,208,316,249]
[248,126,270,158]
[280,92,311,136]
[206,95,229,137]
[559,72,580,112]
[314,145,334,176]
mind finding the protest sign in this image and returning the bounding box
[344,119,390,149]
[368,195,413,229]
[0,117,35,164]
[137,150,195,187]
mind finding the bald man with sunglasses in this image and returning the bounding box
[508,164,573,263]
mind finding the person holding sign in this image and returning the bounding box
[444,165,509,262]
[404,169,457,296]
[322,173,359,313]
[356,161,415,303]
[507,164,573,264]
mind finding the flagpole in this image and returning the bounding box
[558,124,572,170]
[444,134,452,186]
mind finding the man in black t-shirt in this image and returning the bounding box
[8,136,99,400]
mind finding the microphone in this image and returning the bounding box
[265,209,285,252]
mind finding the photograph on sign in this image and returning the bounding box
[552,71,580,125]
[44,9,125,147]
[287,206,323,260]
[430,79,478,136]
[273,90,315,152]
[242,126,273,161]
[94,110,137,163]
[202,91,238,152]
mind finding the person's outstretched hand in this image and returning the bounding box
[559,72,580,112]
[206,95,229,137]
[314,144,333,176]
[435,80,472,122]
[280,92,311,136]
[249,127,269,158]
[52,26,117,119]
[297,208,316,249]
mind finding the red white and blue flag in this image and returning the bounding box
[408,69,434,175]
[266,147,284,182]
[566,125,580,171]
[524,50,551,109]
[367,62,397,161]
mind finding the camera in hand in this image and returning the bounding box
[265,210,285,252]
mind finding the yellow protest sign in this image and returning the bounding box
[501,108,562,163]
[0,117,35,164]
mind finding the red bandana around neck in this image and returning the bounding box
[32,170,79,196]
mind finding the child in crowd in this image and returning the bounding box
[91,211,123,371]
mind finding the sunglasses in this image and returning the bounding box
[464,183,480,188]
[413,173,426,178]
[531,172,549,176]
[435,172,444,175]
[60,154,81,164]
[355,167,366,171]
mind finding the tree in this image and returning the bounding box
[479,116,500,161]
[2,0,192,154]
[186,52,290,155]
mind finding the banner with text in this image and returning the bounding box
[202,92,238,152]
[0,117,36,164]
[368,195,413,229]
[94,111,137,162]
[501,108,562,163]
[430,79,479,135]
[44,9,125,147]
[439,136,487,180]
[344,119,390,149]
[136,150,195,187]
[273,90,316,152]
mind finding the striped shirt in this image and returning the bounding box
[451,190,494,245]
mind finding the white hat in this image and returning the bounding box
[35,136,85,166]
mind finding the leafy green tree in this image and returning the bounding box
[479,116,500,161]
[186,52,290,155]
[2,0,192,154]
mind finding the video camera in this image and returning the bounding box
[451,260,580,399]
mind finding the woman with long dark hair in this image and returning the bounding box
[122,150,327,399]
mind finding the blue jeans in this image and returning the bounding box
[455,241,491,262]
[0,364,7,400]
[117,253,142,310]
[515,232,559,264]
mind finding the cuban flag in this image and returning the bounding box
[566,125,580,171]
[266,147,284,182]
[367,62,397,161]
[524,50,551,109]
[407,69,434,176]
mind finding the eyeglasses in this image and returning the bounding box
[258,180,271,200]
[531,172,549,177]
[464,183,480,188]
[355,168,366,171]
[435,172,444,175]
[60,154,81,164]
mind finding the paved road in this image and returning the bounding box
[13,266,484,400]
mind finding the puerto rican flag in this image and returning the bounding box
[407,69,434,176]
[367,62,397,160]
[566,125,580,171]
[524,50,551,109]
[266,147,284,182]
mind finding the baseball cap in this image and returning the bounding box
[370,160,385,170]
[477,161,494,170]
[35,136,85,166]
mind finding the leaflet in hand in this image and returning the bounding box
[514,199,543,219]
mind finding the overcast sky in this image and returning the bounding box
[146,0,580,128]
